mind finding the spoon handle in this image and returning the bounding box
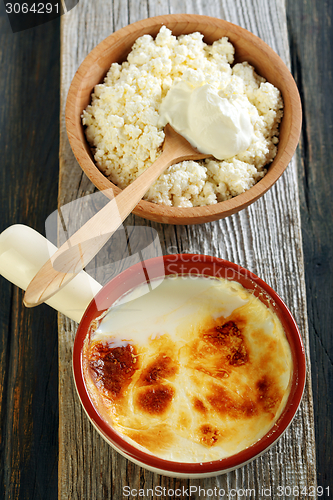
[24,125,210,307]
[24,146,176,307]
[0,224,101,322]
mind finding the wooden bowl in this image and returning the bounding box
[66,14,302,225]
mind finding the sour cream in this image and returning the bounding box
[158,81,254,160]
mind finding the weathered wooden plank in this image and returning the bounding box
[0,5,59,499]
[59,1,316,498]
[285,0,333,488]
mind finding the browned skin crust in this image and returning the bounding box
[85,316,286,452]
[88,341,137,400]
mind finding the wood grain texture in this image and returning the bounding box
[59,1,316,498]
[0,4,59,499]
[286,0,333,489]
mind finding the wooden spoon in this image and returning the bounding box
[24,125,212,307]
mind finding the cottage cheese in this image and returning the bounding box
[82,27,283,207]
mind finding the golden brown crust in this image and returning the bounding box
[82,278,292,462]
[199,424,221,447]
[256,375,282,415]
[85,315,287,449]
[136,385,175,415]
[193,398,208,414]
[204,321,248,366]
[207,384,257,419]
[88,341,138,400]
[139,354,178,386]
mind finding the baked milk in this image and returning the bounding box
[83,275,292,462]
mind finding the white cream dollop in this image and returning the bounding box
[158,81,254,160]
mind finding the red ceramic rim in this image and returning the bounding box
[73,254,306,474]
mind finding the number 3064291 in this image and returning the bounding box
[5,3,59,14]
[277,486,329,496]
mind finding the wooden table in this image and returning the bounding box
[0,0,332,498]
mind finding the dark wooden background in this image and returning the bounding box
[0,0,332,498]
